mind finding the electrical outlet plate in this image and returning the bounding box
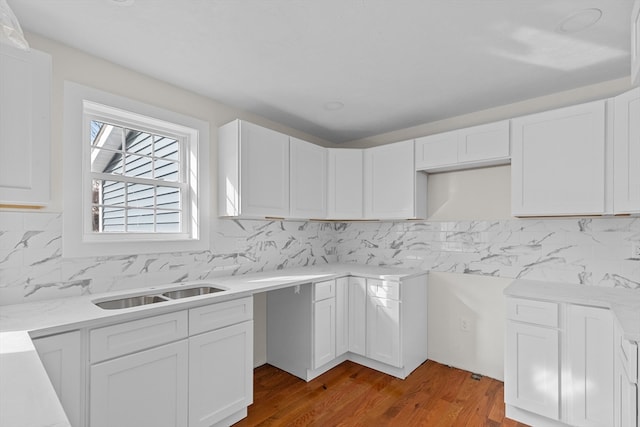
[460,317,470,332]
[633,242,640,259]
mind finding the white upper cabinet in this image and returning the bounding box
[457,120,510,164]
[415,120,510,172]
[632,0,640,86]
[414,130,458,170]
[511,100,607,216]
[613,87,640,214]
[290,137,327,219]
[327,148,364,219]
[364,140,427,219]
[0,44,51,206]
[218,120,290,218]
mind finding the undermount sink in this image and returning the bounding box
[94,285,226,309]
[162,286,225,299]
[95,295,169,310]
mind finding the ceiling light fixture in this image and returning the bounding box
[556,8,602,33]
[110,0,135,5]
[323,101,344,111]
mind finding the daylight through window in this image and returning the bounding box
[86,104,190,236]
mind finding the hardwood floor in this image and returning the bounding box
[234,360,529,427]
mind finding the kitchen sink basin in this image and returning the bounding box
[94,284,226,309]
[95,295,169,310]
[162,286,225,299]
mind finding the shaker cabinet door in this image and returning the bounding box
[613,87,640,214]
[189,321,253,427]
[90,340,188,427]
[505,321,560,420]
[290,137,327,219]
[511,100,606,216]
[0,44,51,205]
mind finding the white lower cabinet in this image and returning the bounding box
[335,277,349,357]
[614,318,638,427]
[313,295,336,369]
[506,297,620,427]
[90,340,189,427]
[267,274,427,381]
[566,305,614,427]
[366,284,401,368]
[505,304,560,420]
[33,331,84,427]
[189,321,253,427]
[86,297,253,427]
[348,277,367,356]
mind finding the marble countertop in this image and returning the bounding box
[0,263,424,427]
[505,279,640,342]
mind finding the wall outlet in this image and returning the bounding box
[632,242,640,259]
[460,317,471,332]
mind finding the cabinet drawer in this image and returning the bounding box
[620,338,638,383]
[189,296,253,336]
[314,280,335,301]
[90,311,188,363]
[506,297,558,327]
[367,279,400,301]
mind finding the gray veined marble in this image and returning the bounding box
[0,212,638,305]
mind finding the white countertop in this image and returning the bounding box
[505,279,640,342]
[0,263,424,427]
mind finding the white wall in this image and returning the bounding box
[24,32,336,213]
[343,77,633,148]
[427,272,512,380]
[427,165,511,220]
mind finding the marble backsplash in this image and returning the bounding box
[0,212,337,305]
[0,212,638,306]
[336,218,640,288]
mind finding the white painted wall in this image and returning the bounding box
[343,77,633,148]
[24,32,335,213]
[427,165,511,221]
[427,272,512,380]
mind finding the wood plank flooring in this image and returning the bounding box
[233,360,529,427]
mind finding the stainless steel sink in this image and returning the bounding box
[95,295,169,310]
[162,286,225,299]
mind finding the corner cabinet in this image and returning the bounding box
[267,274,428,381]
[511,100,607,216]
[290,137,327,219]
[327,148,364,219]
[0,44,51,206]
[364,140,427,219]
[218,119,290,218]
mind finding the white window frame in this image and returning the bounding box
[63,82,210,257]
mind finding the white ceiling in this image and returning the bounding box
[10,0,635,143]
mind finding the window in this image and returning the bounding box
[86,105,186,235]
[64,82,209,257]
